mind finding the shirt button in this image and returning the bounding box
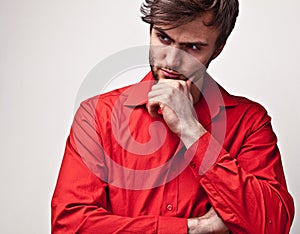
[166,204,173,211]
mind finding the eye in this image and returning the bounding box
[157,33,171,45]
[187,44,201,52]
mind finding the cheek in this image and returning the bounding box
[149,46,166,65]
[180,52,204,69]
[191,54,211,68]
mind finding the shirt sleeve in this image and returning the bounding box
[51,99,187,234]
[186,104,295,234]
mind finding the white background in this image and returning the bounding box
[0,0,299,233]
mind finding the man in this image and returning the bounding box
[51,0,294,233]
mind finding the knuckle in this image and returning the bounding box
[172,81,181,89]
[167,89,175,97]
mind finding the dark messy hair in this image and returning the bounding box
[141,0,239,48]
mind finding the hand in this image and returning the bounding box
[147,79,206,148]
[188,207,229,234]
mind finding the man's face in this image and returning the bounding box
[149,13,222,83]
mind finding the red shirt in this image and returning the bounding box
[51,72,294,233]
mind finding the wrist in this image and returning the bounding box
[180,121,206,148]
[187,217,207,234]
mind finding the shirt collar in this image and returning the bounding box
[123,72,154,107]
[123,71,238,119]
[199,72,238,119]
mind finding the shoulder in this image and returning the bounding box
[71,85,134,128]
[235,95,268,117]
[228,94,272,133]
[79,84,133,110]
[218,80,269,123]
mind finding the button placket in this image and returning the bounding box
[160,177,178,215]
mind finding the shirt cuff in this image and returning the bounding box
[157,216,187,234]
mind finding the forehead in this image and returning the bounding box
[154,13,219,45]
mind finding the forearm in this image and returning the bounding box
[52,205,187,233]
[185,129,294,233]
[200,159,294,233]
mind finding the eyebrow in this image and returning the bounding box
[153,27,209,47]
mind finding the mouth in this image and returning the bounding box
[160,68,181,79]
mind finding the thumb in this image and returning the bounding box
[147,101,160,118]
[186,79,194,103]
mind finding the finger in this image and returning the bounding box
[148,87,168,100]
[186,79,192,92]
[157,79,187,88]
[152,80,186,94]
[186,79,194,103]
[149,81,193,106]
[151,81,177,91]
[147,100,160,118]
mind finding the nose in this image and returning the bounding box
[165,46,182,70]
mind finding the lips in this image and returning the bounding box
[161,68,181,79]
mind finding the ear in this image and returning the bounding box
[212,42,226,60]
